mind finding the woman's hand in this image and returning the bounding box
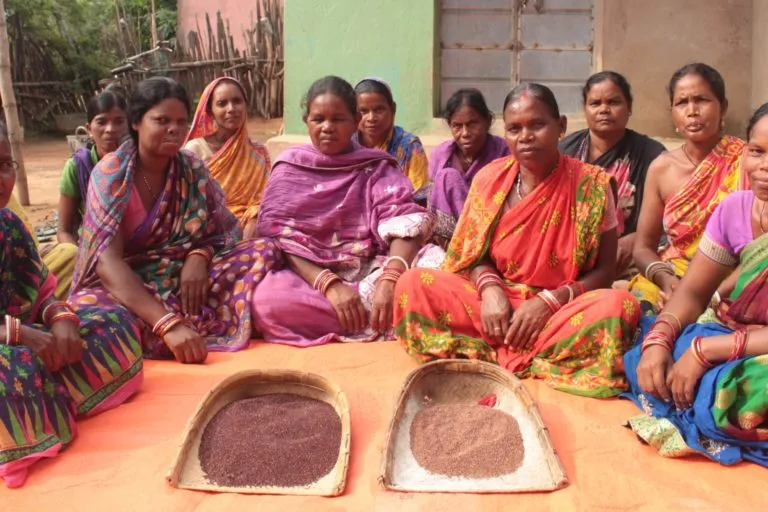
[656,274,680,310]
[163,324,208,364]
[636,345,674,402]
[326,281,368,334]
[49,319,85,367]
[243,218,259,240]
[371,280,395,333]
[180,254,209,315]
[480,286,511,342]
[667,347,708,410]
[19,325,64,371]
[505,296,552,350]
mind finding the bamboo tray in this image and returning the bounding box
[379,360,567,493]
[167,369,350,496]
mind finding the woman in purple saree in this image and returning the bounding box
[70,78,280,363]
[253,76,434,345]
[428,88,510,247]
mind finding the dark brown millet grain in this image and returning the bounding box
[410,404,524,478]
[199,393,341,487]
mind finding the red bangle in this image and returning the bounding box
[728,329,749,362]
[153,313,183,339]
[313,269,341,296]
[377,267,403,284]
[691,336,715,368]
[651,318,680,340]
[42,300,73,326]
[50,311,80,327]
[641,330,673,352]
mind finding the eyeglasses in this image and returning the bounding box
[0,160,19,178]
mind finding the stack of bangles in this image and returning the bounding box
[378,256,410,285]
[4,314,20,346]
[153,312,183,339]
[475,270,505,297]
[188,245,214,264]
[313,269,341,296]
[536,282,585,314]
[42,300,80,328]
[690,329,749,368]
[641,312,682,353]
[644,261,676,286]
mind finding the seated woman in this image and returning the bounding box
[43,88,129,298]
[629,63,746,315]
[0,121,143,488]
[253,76,434,346]
[353,77,428,193]
[623,104,768,467]
[394,83,640,398]
[69,77,281,363]
[560,71,666,276]
[184,77,271,238]
[428,88,510,247]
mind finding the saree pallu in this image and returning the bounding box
[254,144,434,345]
[394,155,641,397]
[427,135,510,246]
[0,210,143,488]
[559,129,665,235]
[354,125,429,192]
[623,233,768,466]
[628,135,745,313]
[184,77,271,226]
[70,139,280,356]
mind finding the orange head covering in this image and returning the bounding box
[185,77,271,225]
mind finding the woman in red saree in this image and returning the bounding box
[394,84,641,398]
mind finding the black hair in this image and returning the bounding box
[302,76,357,119]
[127,77,190,141]
[582,71,633,109]
[206,77,246,115]
[354,79,394,108]
[668,63,726,106]
[443,88,493,125]
[747,102,768,140]
[86,88,128,123]
[503,83,561,119]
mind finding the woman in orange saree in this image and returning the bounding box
[184,77,271,238]
[393,84,641,398]
[630,63,746,315]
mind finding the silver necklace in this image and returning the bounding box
[516,158,558,201]
[760,200,767,234]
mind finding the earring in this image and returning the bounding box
[675,127,679,133]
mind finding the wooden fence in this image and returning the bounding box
[13,0,283,132]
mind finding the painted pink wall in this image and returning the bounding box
[177,0,282,52]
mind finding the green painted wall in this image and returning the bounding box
[284,0,436,135]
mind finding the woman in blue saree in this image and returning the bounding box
[624,103,768,466]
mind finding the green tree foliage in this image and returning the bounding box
[7,0,177,83]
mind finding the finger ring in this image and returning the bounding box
[494,328,502,334]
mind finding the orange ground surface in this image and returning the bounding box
[2,341,763,512]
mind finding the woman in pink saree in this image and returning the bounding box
[253,76,434,345]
